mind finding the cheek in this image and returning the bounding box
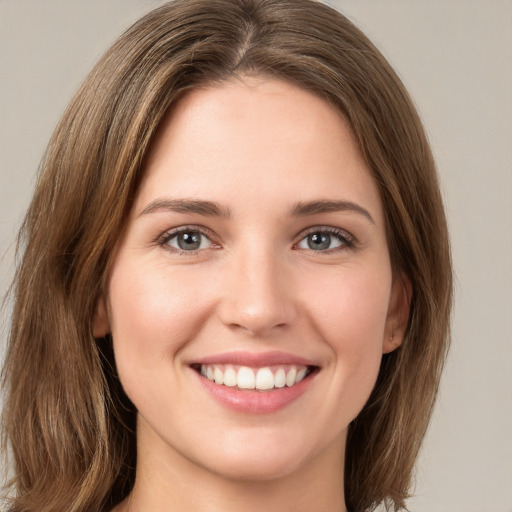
[300,263,391,411]
[303,262,391,344]
[106,259,214,388]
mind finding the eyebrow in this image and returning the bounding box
[139,198,231,218]
[289,200,375,224]
[138,197,374,224]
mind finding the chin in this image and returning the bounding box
[189,425,344,483]
[201,448,310,482]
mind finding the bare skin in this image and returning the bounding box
[99,76,409,512]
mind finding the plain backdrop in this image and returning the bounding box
[1,1,511,511]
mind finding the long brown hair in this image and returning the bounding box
[1,1,452,511]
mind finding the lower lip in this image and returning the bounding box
[194,370,315,414]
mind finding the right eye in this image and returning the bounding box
[161,229,214,252]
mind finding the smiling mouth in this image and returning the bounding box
[191,364,318,391]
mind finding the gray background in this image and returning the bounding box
[1,1,511,511]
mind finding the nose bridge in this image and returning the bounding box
[218,239,296,336]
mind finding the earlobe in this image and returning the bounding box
[382,274,412,354]
[93,294,110,338]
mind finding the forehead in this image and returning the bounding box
[136,76,382,220]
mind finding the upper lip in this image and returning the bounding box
[190,350,318,368]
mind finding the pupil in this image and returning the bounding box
[308,233,330,250]
[178,232,201,250]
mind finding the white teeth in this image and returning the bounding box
[237,366,256,389]
[255,367,274,390]
[223,366,237,387]
[274,368,286,388]
[199,364,311,391]
[285,367,297,387]
[213,367,224,385]
[296,368,307,383]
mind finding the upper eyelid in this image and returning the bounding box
[295,225,355,242]
[157,226,219,255]
[156,224,357,249]
[158,224,217,242]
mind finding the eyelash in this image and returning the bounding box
[156,225,357,255]
[157,225,219,255]
[294,226,356,253]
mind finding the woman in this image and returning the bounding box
[1,1,452,511]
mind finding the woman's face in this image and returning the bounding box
[95,77,407,482]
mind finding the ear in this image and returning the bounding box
[382,273,412,354]
[93,294,110,338]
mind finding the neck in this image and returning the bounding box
[116,421,348,512]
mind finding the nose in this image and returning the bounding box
[217,245,298,337]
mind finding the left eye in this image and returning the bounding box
[296,230,348,251]
[164,230,213,251]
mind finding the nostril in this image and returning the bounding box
[227,319,289,337]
